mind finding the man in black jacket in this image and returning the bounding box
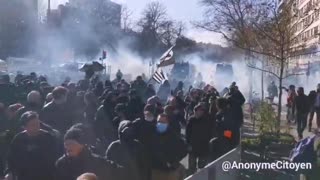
[6,111,58,180]
[186,103,213,175]
[55,128,124,180]
[151,114,187,180]
[295,87,310,139]
[106,120,151,180]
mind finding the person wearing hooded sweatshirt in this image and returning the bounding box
[186,103,214,175]
[151,114,188,180]
[132,104,157,150]
[55,127,124,180]
[106,120,151,180]
[6,111,58,180]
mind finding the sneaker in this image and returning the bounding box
[298,134,303,140]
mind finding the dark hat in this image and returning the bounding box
[144,104,156,113]
[64,128,86,145]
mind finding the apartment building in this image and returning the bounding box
[290,0,320,70]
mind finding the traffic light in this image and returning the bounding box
[102,50,107,59]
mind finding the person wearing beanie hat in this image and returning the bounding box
[6,111,58,180]
[56,127,125,180]
[106,120,151,180]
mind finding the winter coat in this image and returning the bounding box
[132,119,156,147]
[40,102,75,134]
[227,91,245,129]
[186,115,214,157]
[7,130,58,180]
[295,94,310,114]
[106,140,151,180]
[151,128,188,171]
[55,149,124,180]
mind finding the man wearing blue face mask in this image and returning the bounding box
[151,114,188,180]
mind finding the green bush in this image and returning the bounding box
[256,102,278,135]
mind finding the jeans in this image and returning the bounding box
[297,112,308,137]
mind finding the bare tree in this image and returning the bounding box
[160,21,185,46]
[121,6,133,32]
[197,0,317,130]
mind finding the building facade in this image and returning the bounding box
[289,0,320,71]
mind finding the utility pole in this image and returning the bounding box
[47,0,51,21]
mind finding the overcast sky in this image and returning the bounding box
[54,0,224,45]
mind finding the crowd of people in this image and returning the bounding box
[0,70,245,180]
[267,80,320,140]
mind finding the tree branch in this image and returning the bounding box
[247,63,280,79]
[283,73,304,79]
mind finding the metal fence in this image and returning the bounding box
[185,147,241,180]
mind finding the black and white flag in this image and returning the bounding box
[157,46,175,68]
[152,68,166,84]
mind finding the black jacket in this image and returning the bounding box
[55,149,124,180]
[295,94,310,114]
[106,140,151,180]
[151,129,187,171]
[40,102,75,134]
[227,91,245,129]
[132,119,156,149]
[7,130,58,180]
[186,115,214,157]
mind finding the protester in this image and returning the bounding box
[0,70,249,180]
[209,98,235,161]
[151,114,187,180]
[285,85,297,124]
[186,103,213,174]
[225,86,245,146]
[267,81,278,103]
[6,111,58,180]
[106,120,151,180]
[55,128,123,180]
[295,87,310,139]
[309,84,320,131]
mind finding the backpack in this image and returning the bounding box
[290,135,317,164]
